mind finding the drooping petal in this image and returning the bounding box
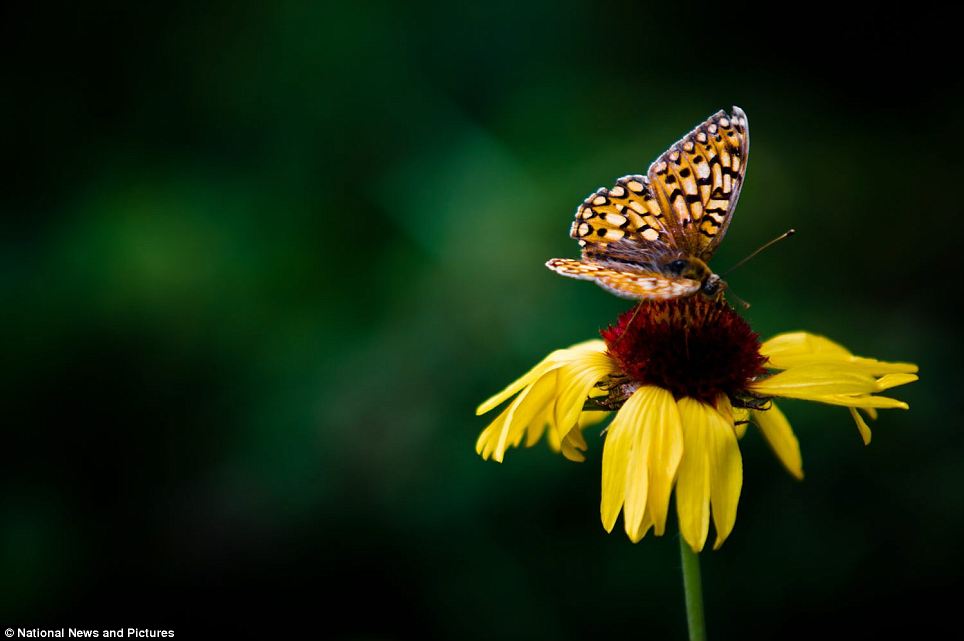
[849,407,873,445]
[676,398,712,552]
[476,358,558,417]
[496,370,560,460]
[761,332,917,375]
[560,425,589,462]
[476,340,616,462]
[476,369,559,463]
[556,411,610,461]
[476,407,507,459]
[751,402,804,480]
[553,350,619,439]
[579,410,609,428]
[476,340,606,415]
[525,404,553,447]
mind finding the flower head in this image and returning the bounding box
[475,297,917,551]
[602,297,766,403]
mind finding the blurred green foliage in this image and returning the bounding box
[2,1,962,638]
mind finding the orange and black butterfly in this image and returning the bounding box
[547,107,749,300]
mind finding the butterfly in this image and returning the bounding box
[546,107,749,300]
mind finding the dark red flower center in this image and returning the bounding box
[601,297,767,404]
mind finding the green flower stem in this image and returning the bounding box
[679,535,707,641]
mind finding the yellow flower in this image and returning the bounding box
[475,298,917,551]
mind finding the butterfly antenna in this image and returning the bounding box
[723,229,796,276]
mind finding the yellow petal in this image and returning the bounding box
[748,364,879,400]
[475,406,507,459]
[560,426,589,462]
[643,387,684,536]
[806,394,909,410]
[553,351,618,439]
[600,386,683,540]
[622,390,655,541]
[714,396,743,434]
[838,357,919,375]
[476,340,606,415]
[751,402,804,480]
[525,404,552,447]
[719,396,749,437]
[489,369,558,462]
[761,332,917,375]
[877,373,919,390]
[849,407,872,445]
[676,398,713,552]
[558,411,609,462]
[706,398,743,549]
[476,358,557,417]
[628,503,655,544]
[761,332,851,364]
[729,402,750,439]
[579,410,609,428]
[600,391,639,532]
[732,406,749,435]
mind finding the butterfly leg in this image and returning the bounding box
[612,301,645,346]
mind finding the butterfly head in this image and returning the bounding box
[701,273,726,299]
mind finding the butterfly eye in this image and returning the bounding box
[666,259,688,275]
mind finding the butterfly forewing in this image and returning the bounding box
[647,107,749,260]
[569,175,674,250]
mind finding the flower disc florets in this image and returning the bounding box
[601,297,767,403]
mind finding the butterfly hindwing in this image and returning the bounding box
[546,258,701,300]
[647,107,749,260]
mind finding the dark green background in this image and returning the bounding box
[3,2,961,638]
